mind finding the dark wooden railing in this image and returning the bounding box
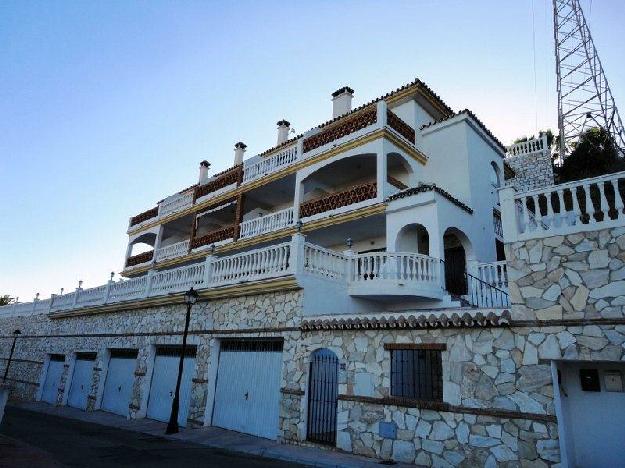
[387,110,415,143]
[300,182,377,218]
[190,226,235,250]
[388,176,408,190]
[194,165,243,201]
[130,207,158,227]
[125,250,154,267]
[303,108,377,153]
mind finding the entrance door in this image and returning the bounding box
[212,340,283,440]
[67,353,96,410]
[101,349,138,417]
[41,355,65,404]
[444,246,467,295]
[307,349,339,445]
[146,346,196,427]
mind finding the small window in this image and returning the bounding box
[387,345,443,400]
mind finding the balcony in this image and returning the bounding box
[159,191,193,218]
[154,239,190,263]
[501,169,625,241]
[0,234,512,319]
[194,165,242,204]
[125,250,154,268]
[300,182,377,219]
[190,226,235,250]
[242,143,299,184]
[129,207,158,228]
[239,207,295,240]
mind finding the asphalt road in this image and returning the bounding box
[0,407,304,467]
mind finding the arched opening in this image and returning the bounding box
[128,232,156,257]
[490,161,502,188]
[443,227,472,296]
[395,223,429,255]
[387,152,413,189]
[307,348,338,446]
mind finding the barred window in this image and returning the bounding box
[387,344,444,401]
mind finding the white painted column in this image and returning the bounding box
[293,173,305,223]
[499,186,518,243]
[289,233,306,275]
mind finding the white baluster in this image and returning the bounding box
[612,179,624,220]
[583,183,596,224]
[597,181,609,221]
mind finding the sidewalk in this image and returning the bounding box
[8,402,410,467]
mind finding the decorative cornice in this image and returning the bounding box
[387,183,472,214]
[300,310,511,332]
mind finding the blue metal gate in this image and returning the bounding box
[307,349,338,445]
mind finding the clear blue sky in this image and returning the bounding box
[1,0,624,301]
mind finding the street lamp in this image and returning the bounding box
[2,329,22,384]
[166,287,198,434]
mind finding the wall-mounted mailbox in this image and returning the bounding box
[580,368,601,392]
[379,421,397,439]
[604,371,624,392]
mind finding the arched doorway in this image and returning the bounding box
[307,349,339,445]
[395,223,429,254]
[443,228,472,296]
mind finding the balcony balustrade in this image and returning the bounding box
[158,191,193,218]
[475,261,508,291]
[300,182,377,218]
[129,207,158,228]
[239,207,295,240]
[303,107,377,154]
[0,236,512,318]
[154,240,191,263]
[194,165,243,202]
[190,226,235,250]
[125,250,154,268]
[501,170,625,241]
[506,134,548,157]
[242,144,298,184]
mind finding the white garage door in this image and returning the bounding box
[41,355,65,404]
[101,349,138,417]
[147,346,196,427]
[67,353,96,410]
[212,340,283,440]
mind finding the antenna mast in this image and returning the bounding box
[553,0,625,159]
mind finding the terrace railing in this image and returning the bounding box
[506,134,548,157]
[0,238,511,318]
[239,207,295,240]
[501,170,625,241]
[242,144,299,184]
[158,191,194,218]
[300,182,377,218]
[154,240,191,263]
[476,261,508,291]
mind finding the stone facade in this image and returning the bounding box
[506,227,625,321]
[505,150,554,192]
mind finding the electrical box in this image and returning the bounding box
[580,369,601,392]
[604,371,624,392]
[379,421,397,439]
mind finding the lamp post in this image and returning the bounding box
[3,329,22,384]
[166,287,198,434]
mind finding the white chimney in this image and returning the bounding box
[276,120,290,145]
[332,86,354,118]
[198,160,210,185]
[234,142,247,166]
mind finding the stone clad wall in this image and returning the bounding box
[0,291,303,428]
[281,327,562,466]
[506,227,625,321]
[505,150,554,192]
